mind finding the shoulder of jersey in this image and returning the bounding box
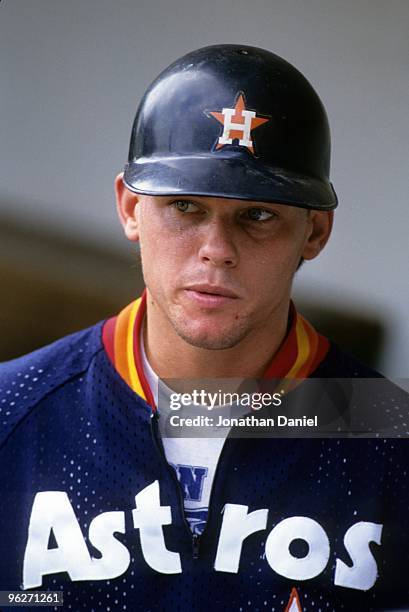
[0,322,104,448]
[314,341,385,378]
[316,340,409,425]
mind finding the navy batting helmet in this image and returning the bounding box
[123,44,337,211]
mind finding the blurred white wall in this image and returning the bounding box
[0,0,408,376]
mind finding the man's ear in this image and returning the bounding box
[302,210,334,260]
[115,173,140,242]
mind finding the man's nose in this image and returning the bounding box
[197,218,238,267]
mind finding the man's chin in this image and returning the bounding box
[171,321,247,351]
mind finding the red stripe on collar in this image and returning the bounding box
[102,291,329,410]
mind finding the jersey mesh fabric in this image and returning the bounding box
[1,322,409,611]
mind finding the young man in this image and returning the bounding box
[0,45,408,611]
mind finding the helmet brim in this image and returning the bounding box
[124,155,337,211]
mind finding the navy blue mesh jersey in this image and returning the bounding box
[1,320,409,612]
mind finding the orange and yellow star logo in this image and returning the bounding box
[207,92,269,154]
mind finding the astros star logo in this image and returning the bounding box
[207,91,269,155]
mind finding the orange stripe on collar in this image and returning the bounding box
[278,313,329,394]
[102,291,329,410]
[262,303,329,384]
[103,292,154,408]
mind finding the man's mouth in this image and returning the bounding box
[186,284,239,298]
[183,284,239,307]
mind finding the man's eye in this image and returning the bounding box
[172,200,199,213]
[244,208,276,221]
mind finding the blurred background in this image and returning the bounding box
[0,0,408,376]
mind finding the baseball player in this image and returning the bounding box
[1,45,408,612]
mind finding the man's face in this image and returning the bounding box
[117,184,332,351]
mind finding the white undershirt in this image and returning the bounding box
[139,327,229,535]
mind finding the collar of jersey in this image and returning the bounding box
[102,289,329,412]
